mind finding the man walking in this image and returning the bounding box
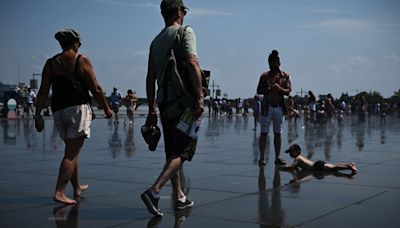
[26,87,36,117]
[141,0,204,217]
[109,87,122,124]
[257,50,291,166]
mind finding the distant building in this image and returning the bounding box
[0,81,17,100]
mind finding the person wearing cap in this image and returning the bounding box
[281,144,357,173]
[34,28,113,205]
[142,0,204,217]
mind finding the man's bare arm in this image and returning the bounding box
[186,54,204,120]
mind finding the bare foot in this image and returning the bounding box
[349,163,358,173]
[53,192,77,205]
[74,184,89,197]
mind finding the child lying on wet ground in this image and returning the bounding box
[281,144,357,174]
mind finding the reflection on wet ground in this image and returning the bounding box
[0,115,400,227]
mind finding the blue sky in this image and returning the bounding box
[1,0,399,99]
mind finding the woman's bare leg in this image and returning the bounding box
[53,136,85,204]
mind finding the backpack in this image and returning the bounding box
[161,25,210,119]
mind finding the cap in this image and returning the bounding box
[160,0,188,12]
[55,29,80,44]
[285,144,301,153]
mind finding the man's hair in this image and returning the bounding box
[268,50,280,69]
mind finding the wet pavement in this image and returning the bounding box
[0,114,400,227]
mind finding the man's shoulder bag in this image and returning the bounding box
[162,25,210,119]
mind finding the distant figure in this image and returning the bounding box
[110,87,123,124]
[26,87,36,117]
[325,93,335,124]
[236,98,243,115]
[358,96,368,122]
[287,95,299,119]
[124,89,137,126]
[141,0,203,217]
[257,50,292,166]
[207,97,212,116]
[34,28,112,204]
[253,95,261,131]
[380,102,388,123]
[307,90,317,124]
[281,144,357,173]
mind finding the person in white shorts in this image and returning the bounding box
[257,50,292,166]
[34,29,112,205]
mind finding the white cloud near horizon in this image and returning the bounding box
[348,56,374,67]
[93,0,232,17]
[384,54,400,64]
[188,8,232,17]
[327,56,374,75]
[307,8,351,15]
[300,18,379,32]
[93,0,158,9]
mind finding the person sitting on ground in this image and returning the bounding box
[281,144,357,173]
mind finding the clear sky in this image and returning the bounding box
[0,0,399,99]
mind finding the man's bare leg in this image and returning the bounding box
[171,168,186,200]
[274,133,285,165]
[151,157,183,193]
[259,133,267,165]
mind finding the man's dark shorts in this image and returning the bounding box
[112,104,120,114]
[160,111,197,161]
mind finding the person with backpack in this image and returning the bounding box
[141,0,204,217]
[34,29,112,204]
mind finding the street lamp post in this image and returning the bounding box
[31,73,42,90]
[210,80,221,99]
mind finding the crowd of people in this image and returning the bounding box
[10,85,139,125]
[207,97,251,117]
[285,92,398,126]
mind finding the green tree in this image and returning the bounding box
[389,89,400,103]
